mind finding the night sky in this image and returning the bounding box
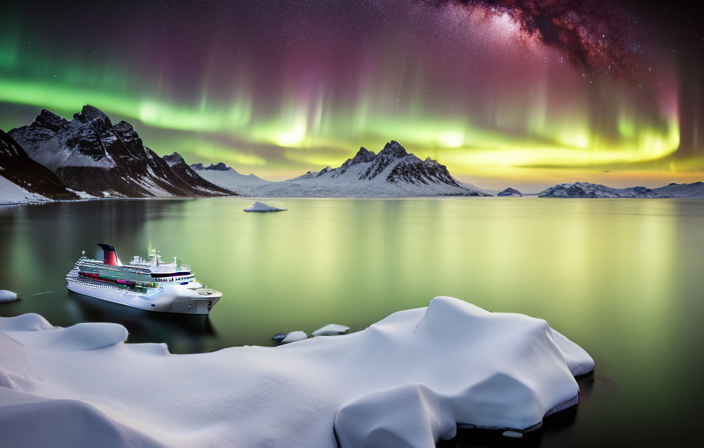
[1,0,702,188]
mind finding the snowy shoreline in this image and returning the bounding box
[6,194,704,208]
[0,296,593,448]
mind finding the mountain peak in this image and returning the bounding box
[336,146,377,175]
[424,157,440,167]
[351,147,376,163]
[163,152,186,167]
[74,105,112,127]
[34,109,68,131]
[378,140,408,159]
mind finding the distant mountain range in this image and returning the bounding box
[4,106,704,203]
[2,106,232,201]
[193,141,490,198]
[191,162,273,197]
[538,181,704,198]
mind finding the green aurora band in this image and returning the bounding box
[0,3,686,183]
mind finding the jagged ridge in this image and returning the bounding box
[301,141,465,188]
[9,106,234,198]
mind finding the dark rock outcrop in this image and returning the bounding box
[498,188,522,197]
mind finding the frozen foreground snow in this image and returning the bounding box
[0,297,593,448]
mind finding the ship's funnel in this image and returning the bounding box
[97,243,120,266]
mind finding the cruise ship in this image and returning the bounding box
[66,244,222,314]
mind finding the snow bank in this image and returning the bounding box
[3,322,128,351]
[0,290,18,303]
[0,176,50,205]
[0,296,593,448]
[65,188,96,199]
[243,201,287,212]
[0,313,52,331]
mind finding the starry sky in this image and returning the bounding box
[1,0,702,189]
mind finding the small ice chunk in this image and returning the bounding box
[502,430,523,438]
[281,331,307,344]
[312,324,350,337]
[0,290,18,303]
[243,201,287,212]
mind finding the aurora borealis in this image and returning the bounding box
[1,0,702,188]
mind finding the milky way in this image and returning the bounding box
[425,0,643,77]
[0,0,700,187]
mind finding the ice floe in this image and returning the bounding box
[0,296,593,448]
[312,323,350,336]
[243,201,287,212]
[0,290,18,303]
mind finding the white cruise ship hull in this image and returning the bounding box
[66,277,221,315]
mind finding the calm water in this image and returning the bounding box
[1,198,703,447]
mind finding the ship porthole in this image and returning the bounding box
[151,304,156,307]
[187,303,193,310]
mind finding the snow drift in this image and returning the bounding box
[0,296,593,448]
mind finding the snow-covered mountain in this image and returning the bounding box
[194,141,490,198]
[497,188,522,197]
[190,162,272,196]
[161,153,235,196]
[0,130,78,203]
[652,182,704,198]
[539,182,656,198]
[8,106,233,198]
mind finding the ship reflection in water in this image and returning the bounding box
[67,291,216,354]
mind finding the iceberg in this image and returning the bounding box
[0,290,18,303]
[0,296,593,448]
[243,201,286,212]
